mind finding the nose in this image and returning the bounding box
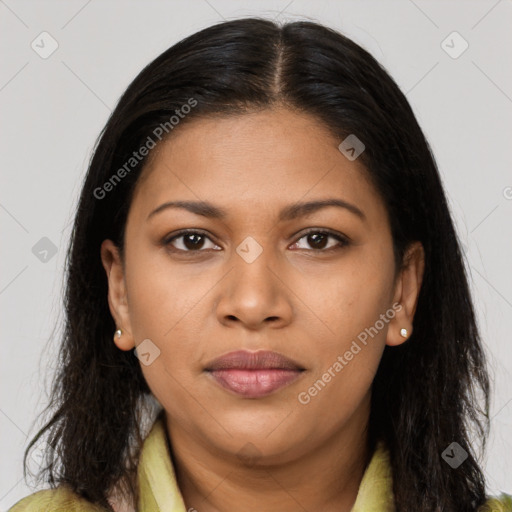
[214,240,293,330]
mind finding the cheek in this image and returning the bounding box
[295,244,394,399]
[294,277,390,431]
[124,247,207,386]
[125,242,202,338]
[301,246,395,347]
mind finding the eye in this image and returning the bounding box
[163,228,349,254]
[290,229,349,252]
[163,230,221,252]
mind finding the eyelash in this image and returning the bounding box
[163,228,350,254]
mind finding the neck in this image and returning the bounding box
[164,393,372,512]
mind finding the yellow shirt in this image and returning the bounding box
[9,414,512,511]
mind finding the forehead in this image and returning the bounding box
[129,107,383,224]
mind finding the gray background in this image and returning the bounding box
[1,0,511,509]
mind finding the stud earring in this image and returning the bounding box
[400,328,408,338]
[114,329,122,341]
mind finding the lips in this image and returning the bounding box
[204,350,305,398]
[205,349,305,372]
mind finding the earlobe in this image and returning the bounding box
[386,241,425,347]
[100,239,135,351]
[112,327,134,351]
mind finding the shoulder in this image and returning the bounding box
[479,492,512,511]
[8,486,109,512]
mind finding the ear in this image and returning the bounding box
[386,241,425,347]
[100,239,135,351]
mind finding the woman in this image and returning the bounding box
[9,17,511,512]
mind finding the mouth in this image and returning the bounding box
[204,350,306,398]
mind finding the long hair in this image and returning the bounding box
[23,17,491,511]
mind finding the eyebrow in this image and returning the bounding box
[147,198,366,222]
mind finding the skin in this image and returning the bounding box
[101,106,424,512]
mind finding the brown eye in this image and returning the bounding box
[164,230,220,252]
[291,230,349,252]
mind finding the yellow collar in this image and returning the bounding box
[136,414,395,511]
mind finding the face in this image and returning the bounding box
[101,106,424,465]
